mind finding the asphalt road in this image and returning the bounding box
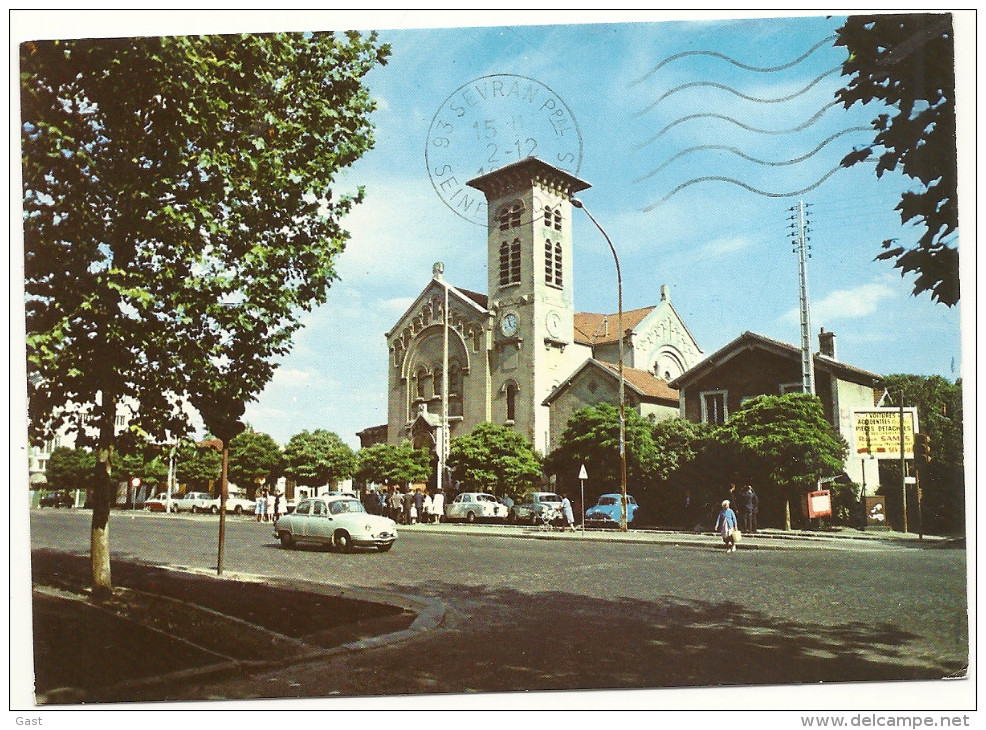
[27,509,969,701]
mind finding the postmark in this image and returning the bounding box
[426,74,583,226]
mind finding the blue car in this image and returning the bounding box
[585,494,639,527]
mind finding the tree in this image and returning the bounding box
[544,404,659,504]
[227,430,283,497]
[283,429,357,490]
[835,14,958,305]
[174,442,222,493]
[45,446,96,492]
[356,441,431,488]
[22,32,390,596]
[881,374,964,534]
[448,423,543,499]
[648,417,710,525]
[713,394,848,528]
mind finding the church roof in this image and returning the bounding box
[573,306,656,346]
[467,157,591,197]
[456,287,489,310]
[543,358,679,406]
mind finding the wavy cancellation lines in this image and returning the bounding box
[633,35,867,209]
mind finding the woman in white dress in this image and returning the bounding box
[430,488,445,523]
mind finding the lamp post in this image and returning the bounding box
[571,198,628,532]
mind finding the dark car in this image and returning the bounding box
[39,491,75,508]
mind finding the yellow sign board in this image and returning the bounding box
[852,409,919,458]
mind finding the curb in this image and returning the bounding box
[35,559,447,705]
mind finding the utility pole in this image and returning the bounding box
[789,200,815,395]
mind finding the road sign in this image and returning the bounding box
[578,464,588,480]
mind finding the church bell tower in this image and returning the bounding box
[467,157,591,451]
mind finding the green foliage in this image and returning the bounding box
[714,394,848,527]
[835,14,958,305]
[716,394,848,490]
[448,423,543,498]
[22,32,389,589]
[45,446,96,491]
[356,441,431,487]
[545,404,659,503]
[175,441,222,492]
[283,429,357,488]
[228,430,283,494]
[111,448,168,488]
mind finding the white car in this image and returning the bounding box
[218,492,255,515]
[175,491,215,513]
[273,496,397,553]
[445,492,508,523]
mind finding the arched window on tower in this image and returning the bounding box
[505,381,518,423]
[415,366,431,400]
[499,241,511,287]
[553,242,563,286]
[509,238,521,283]
[545,240,563,288]
[498,200,524,231]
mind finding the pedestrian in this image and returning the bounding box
[560,493,576,532]
[413,488,425,525]
[422,491,433,523]
[401,488,414,525]
[389,487,403,523]
[273,491,282,521]
[431,487,445,523]
[255,489,266,523]
[746,485,759,533]
[265,489,274,522]
[715,499,739,553]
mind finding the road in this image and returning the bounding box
[27,509,969,701]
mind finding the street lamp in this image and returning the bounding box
[571,198,628,532]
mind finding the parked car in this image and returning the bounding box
[39,491,74,508]
[445,492,508,523]
[508,492,563,525]
[273,495,397,552]
[145,492,178,513]
[585,493,639,527]
[219,492,255,515]
[175,492,215,513]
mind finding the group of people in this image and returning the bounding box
[715,483,758,553]
[254,489,283,523]
[365,486,446,525]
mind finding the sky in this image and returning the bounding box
[12,10,973,449]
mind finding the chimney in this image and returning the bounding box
[819,328,837,359]
[660,284,670,302]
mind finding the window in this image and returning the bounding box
[499,238,522,287]
[545,240,563,287]
[543,205,561,231]
[506,382,518,422]
[449,362,464,417]
[434,366,443,397]
[498,200,524,231]
[780,382,804,395]
[701,390,728,425]
[415,366,431,399]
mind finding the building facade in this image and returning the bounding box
[380,157,703,455]
[669,329,884,491]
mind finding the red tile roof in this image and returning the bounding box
[573,306,655,345]
[596,360,679,402]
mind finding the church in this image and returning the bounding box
[361,157,703,457]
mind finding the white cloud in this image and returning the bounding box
[779,279,897,325]
[699,235,753,258]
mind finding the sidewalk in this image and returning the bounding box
[394,519,958,551]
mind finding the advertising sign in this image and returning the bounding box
[852,408,918,459]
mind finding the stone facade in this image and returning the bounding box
[380,157,703,455]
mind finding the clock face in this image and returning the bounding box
[500,312,519,337]
[545,310,562,338]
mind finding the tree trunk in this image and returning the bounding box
[90,391,117,601]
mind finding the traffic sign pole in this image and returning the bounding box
[578,464,588,534]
